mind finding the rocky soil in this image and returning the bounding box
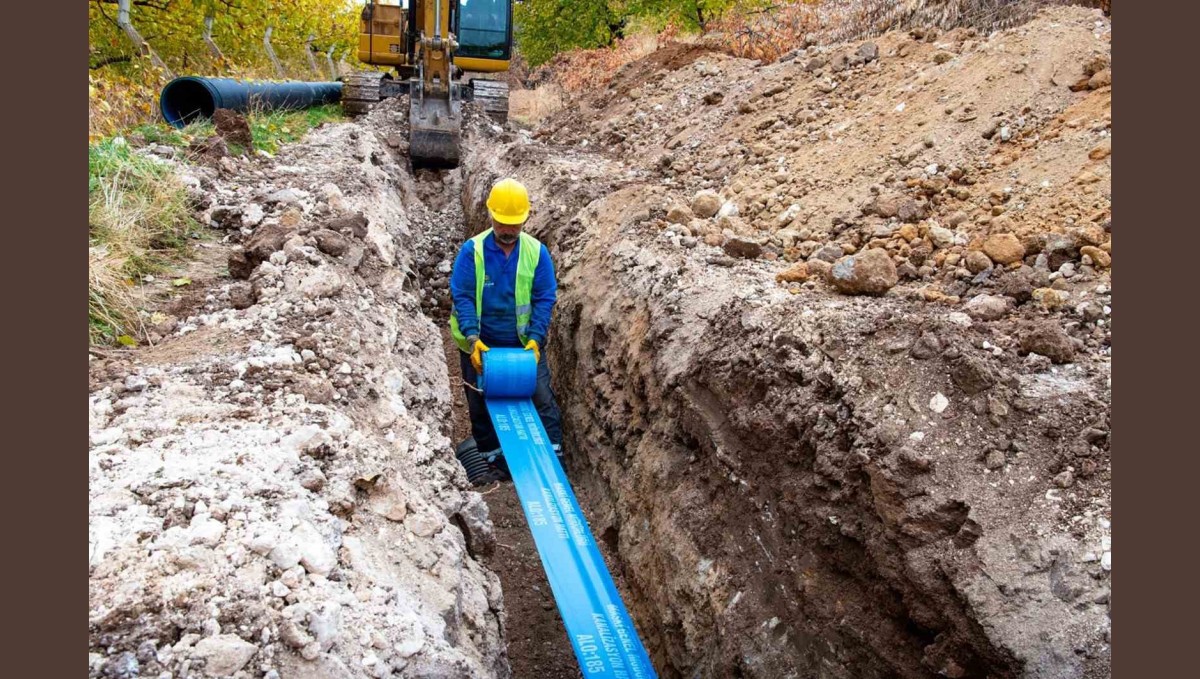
[89,100,508,679]
[463,5,1111,678]
[89,5,1111,679]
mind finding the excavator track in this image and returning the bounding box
[469,79,509,123]
[342,72,508,169]
[341,71,384,115]
[341,71,408,115]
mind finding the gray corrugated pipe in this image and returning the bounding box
[159,76,343,128]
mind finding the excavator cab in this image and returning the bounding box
[454,0,512,67]
[349,0,513,167]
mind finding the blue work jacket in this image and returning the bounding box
[449,232,557,347]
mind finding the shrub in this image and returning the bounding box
[88,138,198,344]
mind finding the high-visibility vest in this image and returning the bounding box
[449,228,542,353]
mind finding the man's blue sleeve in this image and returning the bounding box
[449,241,479,338]
[527,244,557,345]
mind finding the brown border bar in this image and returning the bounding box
[1116,2,1193,678]
[6,3,90,678]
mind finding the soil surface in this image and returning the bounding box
[437,324,580,679]
[88,6,1111,679]
[436,279,623,679]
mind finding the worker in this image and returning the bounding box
[449,178,563,483]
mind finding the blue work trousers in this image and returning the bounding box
[459,349,564,453]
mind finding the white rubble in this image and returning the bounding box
[89,106,505,678]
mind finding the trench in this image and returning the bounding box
[397,134,1052,679]
[405,165,603,679]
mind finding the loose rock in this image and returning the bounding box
[965,250,993,273]
[806,259,832,281]
[982,233,1025,265]
[191,635,257,677]
[326,212,370,239]
[964,294,1009,321]
[910,332,942,360]
[929,225,956,249]
[229,282,256,310]
[807,244,842,264]
[856,42,880,63]
[313,229,350,257]
[691,190,723,218]
[300,268,345,299]
[667,204,694,224]
[265,187,307,206]
[929,392,949,413]
[775,262,809,283]
[1080,245,1110,268]
[723,237,763,259]
[830,248,898,295]
[1032,287,1068,310]
[1019,321,1076,364]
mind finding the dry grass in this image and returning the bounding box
[87,103,341,345]
[537,30,665,93]
[509,84,567,126]
[88,139,198,344]
[709,3,824,63]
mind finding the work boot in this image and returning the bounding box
[456,438,507,485]
[481,448,511,482]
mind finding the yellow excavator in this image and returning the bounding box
[345,0,512,168]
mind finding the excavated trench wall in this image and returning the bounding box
[89,102,511,679]
[458,136,1111,679]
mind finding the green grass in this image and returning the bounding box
[248,104,344,155]
[113,104,343,156]
[126,120,216,149]
[88,138,200,345]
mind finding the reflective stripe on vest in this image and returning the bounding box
[449,229,542,352]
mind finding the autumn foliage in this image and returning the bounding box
[88,0,359,138]
[708,2,822,63]
[537,30,668,93]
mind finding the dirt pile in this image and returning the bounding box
[88,100,509,678]
[460,5,1111,678]
[540,7,1111,333]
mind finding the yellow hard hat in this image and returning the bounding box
[486,178,531,225]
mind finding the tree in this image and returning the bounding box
[513,0,764,67]
[619,0,745,32]
[515,0,620,67]
[89,0,359,78]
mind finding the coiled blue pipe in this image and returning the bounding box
[479,347,538,398]
[480,348,657,678]
[159,76,343,128]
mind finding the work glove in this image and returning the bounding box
[524,338,541,363]
[468,335,489,373]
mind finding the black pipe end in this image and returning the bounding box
[160,78,216,128]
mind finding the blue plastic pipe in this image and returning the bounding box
[158,76,343,128]
[480,348,658,678]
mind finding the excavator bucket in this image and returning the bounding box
[409,88,462,169]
